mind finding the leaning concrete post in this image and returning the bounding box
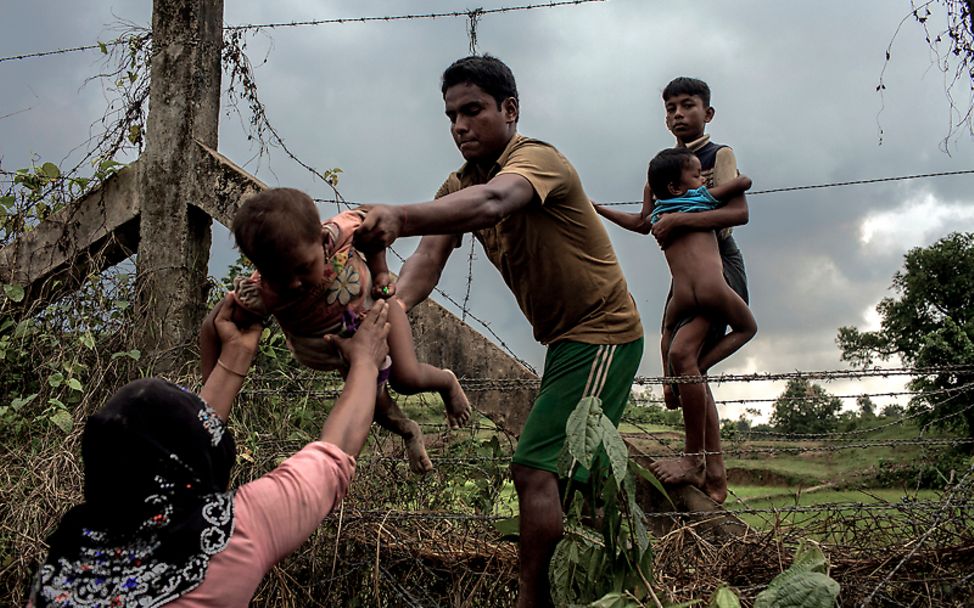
[135,0,223,368]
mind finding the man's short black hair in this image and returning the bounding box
[441,55,519,109]
[648,148,697,200]
[662,76,711,107]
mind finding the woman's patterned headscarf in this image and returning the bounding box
[30,378,237,607]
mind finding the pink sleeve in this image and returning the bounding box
[321,209,367,255]
[233,441,356,567]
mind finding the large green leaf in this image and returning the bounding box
[566,396,604,469]
[709,586,742,608]
[3,283,25,303]
[631,460,675,509]
[600,416,628,485]
[753,542,839,608]
[49,410,73,434]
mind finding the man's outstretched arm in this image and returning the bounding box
[354,173,536,251]
[395,234,459,312]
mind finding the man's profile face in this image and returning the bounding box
[444,82,517,162]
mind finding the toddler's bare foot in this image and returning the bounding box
[403,423,433,474]
[648,456,705,489]
[703,459,728,504]
[442,369,471,429]
[662,383,681,410]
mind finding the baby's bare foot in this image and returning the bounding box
[405,435,433,474]
[442,369,471,429]
[648,456,705,489]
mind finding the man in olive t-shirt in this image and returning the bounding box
[354,55,642,608]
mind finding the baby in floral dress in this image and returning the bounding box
[201,188,470,474]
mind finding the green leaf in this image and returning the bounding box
[81,332,96,350]
[753,541,839,608]
[631,460,675,509]
[67,378,83,392]
[0,195,14,209]
[556,443,576,478]
[98,41,108,54]
[111,349,141,361]
[48,372,64,388]
[10,393,38,411]
[3,283,25,303]
[127,124,142,144]
[492,516,520,540]
[600,415,628,485]
[14,319,30,338]
[709,586,742,608]
[40,162,61,179]
[566,395,604,469]
[589,591,630,608]
[49,409,73,434]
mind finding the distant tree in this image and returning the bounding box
[770,378,842,435]
[857,395,877,419]
[837,233,974,444]
[881,403,906,418]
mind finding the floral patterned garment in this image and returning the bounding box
[232,209,377,371]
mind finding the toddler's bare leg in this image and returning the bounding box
[694,284,756,373]
[373,385,433,474]
[386,300,471,428]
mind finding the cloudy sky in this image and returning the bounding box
[2,1,973,421]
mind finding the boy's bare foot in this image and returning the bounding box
[442,369,471,429]
[648,456,705,488]
[662,383,681,410]
[403,421,433,474]
[703,460,728,504]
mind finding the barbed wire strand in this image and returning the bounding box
[0,1,604,64]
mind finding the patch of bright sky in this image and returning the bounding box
[860,191,974,253]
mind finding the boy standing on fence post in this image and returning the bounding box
[595,77,750,503]
[354,55,643,607]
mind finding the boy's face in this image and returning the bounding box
[444,82,518,163]
[664,94,714,143]
[674,155,705,194]
[260,237,325,299]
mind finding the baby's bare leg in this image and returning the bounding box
[664,232,756,374]
[385,300,471,428]
[373,385,433,474]
[693,284,756,372]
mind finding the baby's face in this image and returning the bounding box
[680,155,706,191]
[261,238,325,298]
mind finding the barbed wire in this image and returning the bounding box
[225,1,604,32]
[449,364,974,391]
[353,436,974,465]
[335,499,974,523]
[0,1,604,64]
[596,168,974,206]
[863,459,974,605]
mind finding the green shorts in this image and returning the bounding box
[512,338,643,482]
